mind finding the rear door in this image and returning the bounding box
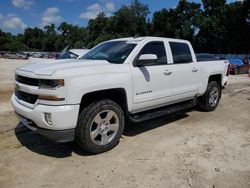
[168,41,199,100]
[131,41,174,113]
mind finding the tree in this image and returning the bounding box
[130,0,150,35]
[0,30,13,50]
[222,1,250,53]
[44,24,56,35]
[174,1,201,42]
[86,12,112,47]
[195,0,227,53]
[22,27,44,50]
[110,0,150,37]
[0,30,29,51]
[111,6,137,36]
[152,8,177,37]
[0,0,249,54]
[58,22,87,49]
[43,24,57,51]
[153,0,201,44]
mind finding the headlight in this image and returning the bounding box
[38,79,64,89]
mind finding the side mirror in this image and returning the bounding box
[136,54,157,66]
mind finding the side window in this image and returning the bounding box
[138,42,167,65]
[169,42,193,64]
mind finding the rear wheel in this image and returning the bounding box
[197,81,221,111]
[76,99,124,154]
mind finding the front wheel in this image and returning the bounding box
[197,81,221,111]
[76,99,124,154]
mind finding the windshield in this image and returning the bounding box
[80,41,137,64]
[57,51,78,59]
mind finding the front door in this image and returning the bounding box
[131,41,174,113]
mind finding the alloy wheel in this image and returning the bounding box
[90,110,119,146]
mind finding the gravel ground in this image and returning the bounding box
[0,59,250,188]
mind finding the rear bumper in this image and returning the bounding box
[17,114,75,142]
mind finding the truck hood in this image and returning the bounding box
[17,59,111,76]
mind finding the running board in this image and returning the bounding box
[130,99,197,123]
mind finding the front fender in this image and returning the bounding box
[66,73,133,112]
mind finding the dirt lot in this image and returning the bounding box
[0,59,250,188]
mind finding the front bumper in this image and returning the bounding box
[17,115,75,142]
[11,94,79,142]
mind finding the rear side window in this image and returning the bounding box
[169,42,192,64]
[139,42,167,65]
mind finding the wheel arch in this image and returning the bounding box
[208,74,222,87]
[79,88,129,117]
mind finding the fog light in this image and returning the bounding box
[45,113,52,125]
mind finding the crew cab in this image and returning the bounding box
[12,37,228,154]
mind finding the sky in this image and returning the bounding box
[0,0,240,34]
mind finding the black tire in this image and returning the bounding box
[197,81,221,112]
[76,99,124,154]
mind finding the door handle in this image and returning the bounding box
[164,70,172,76]
[192,68,198,72]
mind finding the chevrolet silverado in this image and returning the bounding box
[12,37,228,154]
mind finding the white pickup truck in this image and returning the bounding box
[12,37,228,154]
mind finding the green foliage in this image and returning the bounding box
[86,12,112,48]
[110,0,149,37]
[153,0,202,44]
[58,22,87,49]
[0,0,249,53]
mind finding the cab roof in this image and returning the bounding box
[108,36,189,44]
